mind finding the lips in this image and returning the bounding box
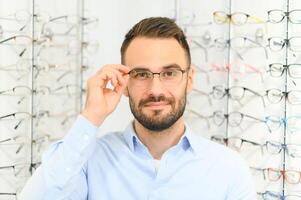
[144,101,170,109]
[145,101,168,106]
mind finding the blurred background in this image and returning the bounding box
[1,0,301,199]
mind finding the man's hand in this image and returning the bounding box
[81,64,130,126]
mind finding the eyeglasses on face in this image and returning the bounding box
[128,67,190,87]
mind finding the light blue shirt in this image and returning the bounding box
[20,115,256,200]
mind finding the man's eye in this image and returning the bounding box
[162,70,178,78]
[135,72,151,79]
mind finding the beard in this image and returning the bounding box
[128,88,187,132]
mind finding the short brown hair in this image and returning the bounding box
[120,17,191,66]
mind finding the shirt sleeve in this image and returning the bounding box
[19,115,99,200]
[226,155,257,200]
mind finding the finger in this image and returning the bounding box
[112,64,131,74]
[104,72,118,87]
[103,67,128,87]
[115,74,129,94]
[93,71,118,88]
[91,65,130,88]
[96,64,130,76]
[111,68,127,85]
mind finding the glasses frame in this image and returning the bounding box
[128,67,191,87]
[268,9,301,24]
[213,11,264,25]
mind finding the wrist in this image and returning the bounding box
[80,110,105,127]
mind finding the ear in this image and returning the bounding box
[186,64,195,94]
[123,87,129,97]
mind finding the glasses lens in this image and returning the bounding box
[269,63,284,77]
[231,12,248,25]
[210,135,226,145]
[15,10,30,22]
[35,11,50,22]
[265,116,282,132]
[289,37,301,52]
[3,112,31,120]
[213,11,228,24]
[13,86,31,96]
[213,111,225,126]
[212,85,225,99]
[289,64,301,78]
[229,86,244,100]
[286,195,301,200]
[84,17,99,30]
[267,89,282,104]
[268,168,282,181]
[286,170,301,184]
[262,191,280,200]
[228,112,243,127]
[3,36,32,45]
[86,41,99,54]
[160,69,182,85]
[268,10,285,23]
[214,38,228,50]
[227,137,243,150]
[287,116,301,132]
[287,144,301,158]
[288,91,301,105]
[66,15,80,24]
[289,10,301,24]
[269,37,285,51]
[230,37,247,49]
[16,59,31,77]
[129,70,152,80]
[266,141,282,154]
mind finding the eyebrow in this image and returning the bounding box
[131,63,182,71]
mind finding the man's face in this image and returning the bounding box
[124,37,194,131]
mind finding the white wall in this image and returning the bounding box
[1,0,301,198]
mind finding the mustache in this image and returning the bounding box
[139,95,173,107]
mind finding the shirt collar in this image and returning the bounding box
[122,121,207,157]
[123,121,138,152]
[183,123,208,157]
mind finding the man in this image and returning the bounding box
[20,17,256,200]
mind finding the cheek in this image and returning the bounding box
[128,89,142,104]
[175,84,187,98]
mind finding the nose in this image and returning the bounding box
[146,74,166,96]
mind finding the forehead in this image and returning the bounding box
[124,37,187,71]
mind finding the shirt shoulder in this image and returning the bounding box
[190,133,248,169]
